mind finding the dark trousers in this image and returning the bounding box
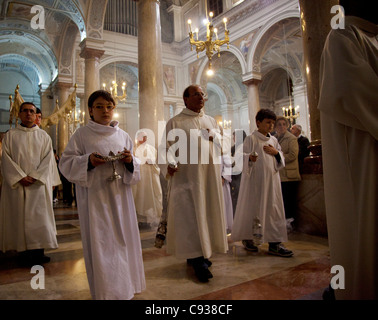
[281,181,299,220]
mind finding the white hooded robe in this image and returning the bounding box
[163,108,228,260]
[0,126,60,252]
[59,120,145,300]
[318,17,378,299]
[231,131,287,243]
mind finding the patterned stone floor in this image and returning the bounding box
[0,203,332,301]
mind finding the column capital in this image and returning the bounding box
[242,72,262,86]
[79,39,105,60]
[242,78,261,86]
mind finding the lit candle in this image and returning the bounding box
[214,28,218,40]
[188,19,192,33]
[102,83,106,90]
[209,12,214,24]
[195,28,199,40]
[223,18,228,31]
[282,107,285,115]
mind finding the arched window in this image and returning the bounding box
[104,0,138,36]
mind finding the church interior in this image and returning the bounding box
[0,0,349,301]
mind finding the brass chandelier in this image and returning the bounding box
[187,11,230,76]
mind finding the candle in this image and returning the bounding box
[214,28,218,40]
[188,19,192,33]
[223,18,227,31]
[195,28,199,40]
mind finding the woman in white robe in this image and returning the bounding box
[59,91,145,300]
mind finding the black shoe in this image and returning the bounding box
[268,243,293,257]
[242,240,259,252]
[204,258,212,267]
[193,265,213,282]
[187,257,213,267]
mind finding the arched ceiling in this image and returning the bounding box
[0,0,87,87]
[201,51,247,108]
[252,17,303,84]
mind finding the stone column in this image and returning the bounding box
[55,82,72,156]
[298,0,339,141]
[298,0,338,173]
[167,4,184,42]
[293,83,310,136]
[242,78,261,134]
[80,39,105,124]
[138,0,165,148]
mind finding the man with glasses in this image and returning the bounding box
[0,102,61,265]
[163,85,228,282]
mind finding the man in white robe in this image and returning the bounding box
[231,109,292,257]
[59,90,145,300]
[318,0,378,299]
[132,131,163,227]
[162,85,228,282]
[0,102,60,265]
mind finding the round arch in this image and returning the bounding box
[246,9,300,73]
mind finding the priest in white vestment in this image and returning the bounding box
[59,90,145,300]
[318,1,378,299]
[132,131,163,227]
[231,109,293,257]
[0,102,60,265]
[162,85,228,282]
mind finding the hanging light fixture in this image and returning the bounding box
[281,24,299,127]
[102,63,127,104]
[187,10,230,75]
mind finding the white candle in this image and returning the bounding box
[188,19,192,33]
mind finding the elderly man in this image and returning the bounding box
[163,84,228,282]
[290,124,310,173]
[0,102,60,265]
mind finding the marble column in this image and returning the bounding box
[299,0,338,174]
[55,82,72,156]
[79,39,105,124]
[242,78,261,134]
[138,0,165,148]
[298,0,339,141]
[293,83,310,136]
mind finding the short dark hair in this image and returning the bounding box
[88,90,116,109]
[88,90,116,120]
[255,108,276,123]
[19,102,37,113]
[36,107,42,115]
[183,85,201,107]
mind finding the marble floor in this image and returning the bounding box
[0,204,332,301]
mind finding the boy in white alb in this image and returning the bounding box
[231,109,293,257]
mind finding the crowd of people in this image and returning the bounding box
[1,0,376,297]
[0,85,311,299]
